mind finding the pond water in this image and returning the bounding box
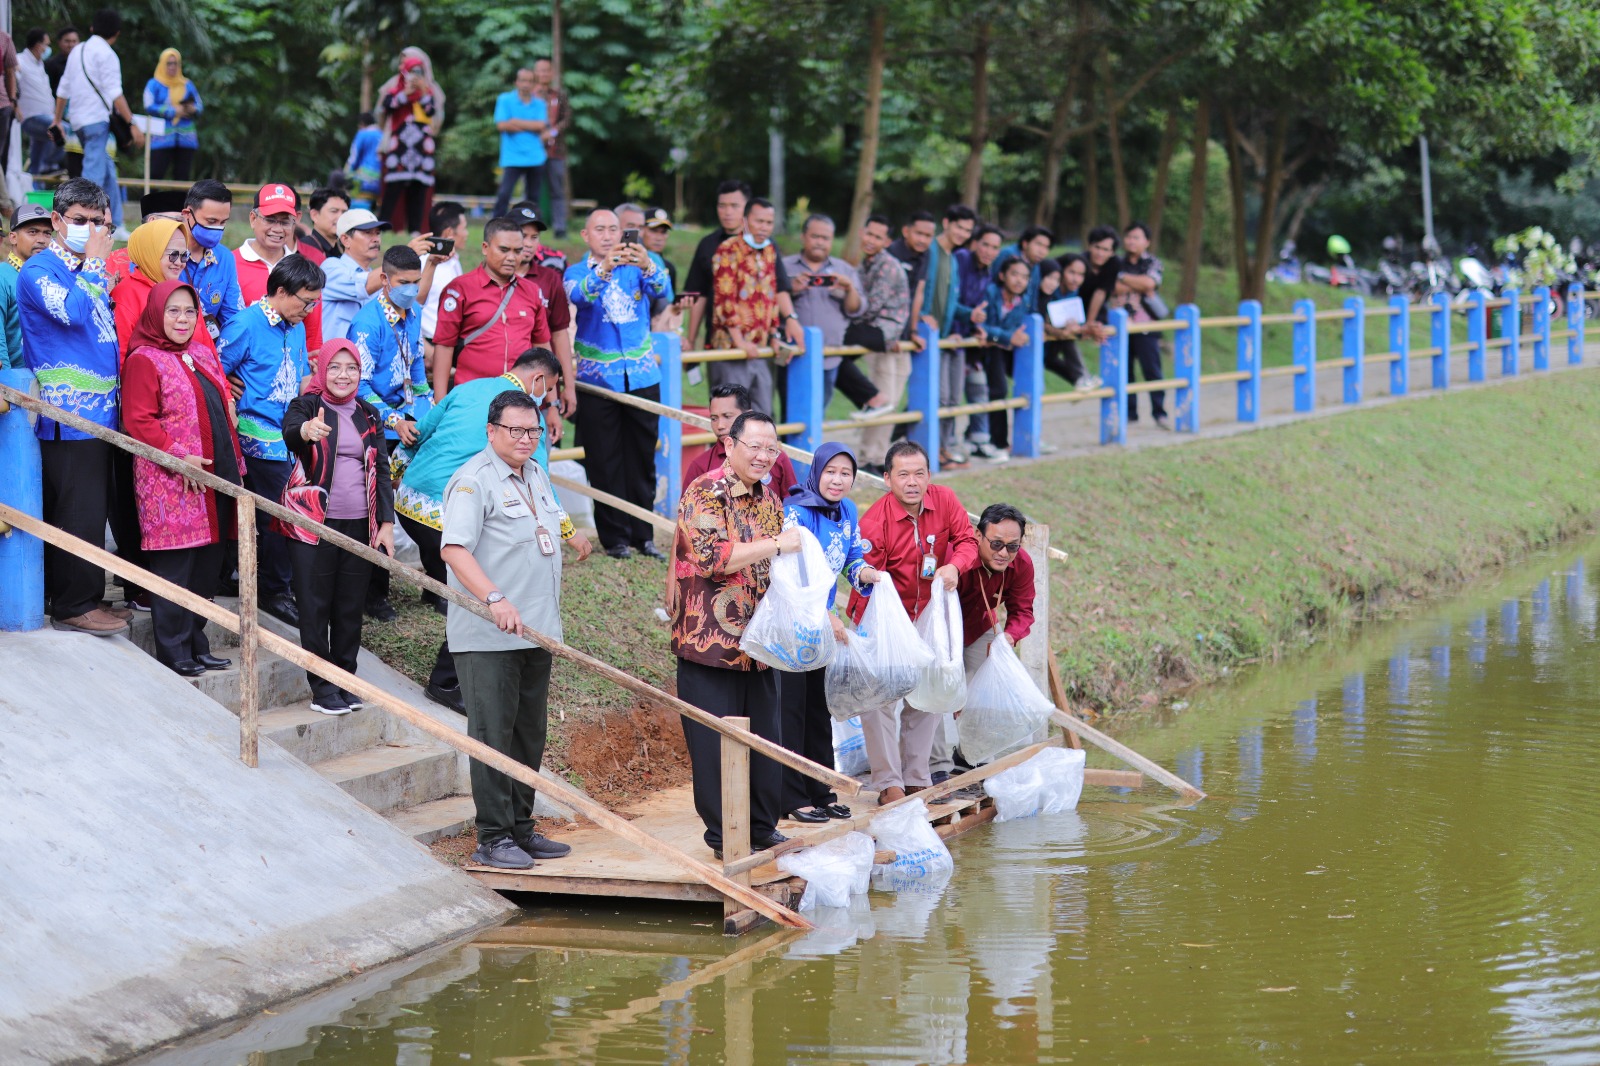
[151,545,1600,1065]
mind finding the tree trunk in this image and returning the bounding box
[1033,50,1084,228]
[551,0,564,83]
[845,6,887,261]
[1221,104,1251,301]
[1148,109,1179,250]
[961,21,991,208]
[1177,96,1210,305]
[1080,79,1100,241]
[1281,179,1326,248]
[1246,111,1289,300]
[769,120,786,232]
[1105,58,1130,232]
[359,44,373,114]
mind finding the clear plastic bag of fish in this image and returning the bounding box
[740,525,836,672]
[906,582,967,714]
[776,831,876,910]
[1032,747,1086,814]
[832,714,869,776]
[824,583,935,719]
[869,798,953,889]
[984,759,1044,821]
[958,636,1055,764]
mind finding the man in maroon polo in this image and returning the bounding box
[846,438,979,803]
[431,216,552,399]
[681,382,797,499]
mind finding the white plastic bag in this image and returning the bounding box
[907,582,967,715]
[1033,747,1086,814]
[984,760,1044,822]
[740,526,836,672]
[959,637,1055,764]
[777,831,876,911]
[869,799,953,888]
[832,715,869,776]
[824,584,935,718]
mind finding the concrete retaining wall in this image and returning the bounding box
[0,630,515,1065]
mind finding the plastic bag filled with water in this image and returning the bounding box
[959,637,1055,764]
[740,525,836,672]
[832,714,869,776]
[824,584,934,719]
[869,798,953,889]
[777,831,876,910]
[907,582,967,714]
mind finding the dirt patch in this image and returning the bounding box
[550,697,692,806]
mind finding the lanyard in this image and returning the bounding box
[509,464,556,517]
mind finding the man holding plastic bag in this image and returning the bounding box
[670,411,802,859]
[846,440,978,803]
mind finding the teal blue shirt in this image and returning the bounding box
[0,260,19,369]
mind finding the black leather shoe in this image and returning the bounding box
[751,831,790,851]
[823,803,852,819]
[425,682,466,713]
[517,832,572,859]
[263,595,299,627]
[195,653,231,671]
[930,770,950,786]
[606,544,634,559]
[787,807,829,824]
[636,540,664,559]
[365,598,399,622]
[170,659,206,677]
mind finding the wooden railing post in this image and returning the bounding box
[1568,283,1585,365]
[720,716,752,927]
[1291,298,1317,412]
[1429,291,1451,390]
[237,498,260,768]
[653,331,683,520]
[1173,303,1202,431]
[1342,296,1365,404]
[1531,286,1551,371]
[1099,308,1129,446]
[1500,288,1520,376]
[1388,294,1410,396]
[1465,289,1488,382]
[1236,299,1262,423]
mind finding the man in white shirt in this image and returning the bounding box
[50,9,142,236]
[420,199,468,364]
[16,29,58,175]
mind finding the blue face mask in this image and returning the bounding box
[189,222,224,250]
[389,282,420,310]
[64,223,93,254]
[743,233,771,251]
[42,47,53,61]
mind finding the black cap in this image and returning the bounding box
[509,201,547,232]
[644,206,674,230]
[140,189,187,216]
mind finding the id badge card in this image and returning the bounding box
[920,553,937,579]
[535,525,557,557]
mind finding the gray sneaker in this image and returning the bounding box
[471,836,535,870]
[517,832,572,859]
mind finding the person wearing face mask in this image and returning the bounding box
[179,179,245,344]
[120,281,244,676]
[708,197,801,419]
[18,178,126,636]
[218,255,325,626]
[779,442,883,823]
[392,347,588,714]
[279,340,395,715]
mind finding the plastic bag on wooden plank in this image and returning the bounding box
[824,584,935,718]
[906,582,967,714]
[958,637,1055,765]
[868,798,953,889]
[1033,747,1086,814]
[740,525,836,672]
[832,714,869,776]
[777,830,876,911]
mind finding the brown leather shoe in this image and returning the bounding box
[100,602,134,621]
[904,784,928,795]
[55,610,130,636]
[878,786,906,805]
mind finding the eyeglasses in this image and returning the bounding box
[732,437,781,459]
[325,363,359,376]
[290,293,320,311]
[62,213,102,227]
[491,422,540,441]
[260,216,296,232]
[986,538,1022,554]
[164,307,199,320]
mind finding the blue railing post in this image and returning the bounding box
[1429,291,1450,390]
[1500,288,1520,376]
[1292,298,1316,412]
[0,369,45,632]
[784,326,825,481]
[1568,283,1585,365]
[1099,309,1129,446]
[1342,296,1365,404]
[1011,314,1045,458]
[652,331,683,520]
[908,322,942,473]
[1532,286,1550,371]
[1236,299,1262,423]
[1388,294,1410,396]
[1173,303,1202,432]
[1465,290,1487,382]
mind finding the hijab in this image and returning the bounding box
[129,281,204,354]
[307,338,361,402]
[787,442,857,521]
[153,48,187,104]
[128,218,183,282]
[380,47,446,129]
[1036,258,1063,312]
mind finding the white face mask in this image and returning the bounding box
[64,223,94,253]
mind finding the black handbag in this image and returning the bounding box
[80,46,137,151]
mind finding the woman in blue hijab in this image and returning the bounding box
[780,441,883,821]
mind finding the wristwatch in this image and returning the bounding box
[485,591,506,605]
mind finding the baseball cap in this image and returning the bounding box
[644,206,674,230]
[508,201,546,232]
[11,203,51,230]
[254,183,299,217]
[336,208,391,237]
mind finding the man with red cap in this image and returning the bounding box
[234,183,327,356]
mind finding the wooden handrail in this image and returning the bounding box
[0,383,859,799]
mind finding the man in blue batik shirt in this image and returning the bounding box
[218,256,324,625]
[179,179,245,343]
[18,178,126,635]
[564,207,670,559]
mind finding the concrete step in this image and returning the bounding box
[259,701,388,766]
[317,743,460,814]
[125,610,242,657]
[188,653,309,712]
[384,794,475,844]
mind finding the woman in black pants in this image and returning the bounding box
[281,340,395,715]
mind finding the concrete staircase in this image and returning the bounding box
[126,603,477,844]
